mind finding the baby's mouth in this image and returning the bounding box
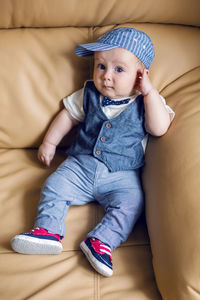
[103,85,113,89]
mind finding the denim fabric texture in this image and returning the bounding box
[35,155,144,250]
[67,81,147,172]
[75,27,155,69]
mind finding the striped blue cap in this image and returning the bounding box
[75,27,155,69]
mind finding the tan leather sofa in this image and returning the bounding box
[0,1,200,299]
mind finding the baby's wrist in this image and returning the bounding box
[42,140,56,148]
[143,87,157,97]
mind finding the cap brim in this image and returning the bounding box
[75,42,118,57]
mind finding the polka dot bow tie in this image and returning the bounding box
[102,96,130,107]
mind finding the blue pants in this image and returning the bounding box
[35,155,144,250]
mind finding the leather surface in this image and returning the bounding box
[143,67,200,299]
[0,24,199,148]
[0,0,200,299]
[0,149,159,299]
[0,0,199,28]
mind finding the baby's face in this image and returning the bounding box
[93,48,142,99]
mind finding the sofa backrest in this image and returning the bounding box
[0,0,199,149]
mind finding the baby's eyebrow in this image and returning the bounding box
[113,61,128,68]
[94,56,104,61]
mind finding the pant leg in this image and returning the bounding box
[35,155,95,237]
[87,165,144,251]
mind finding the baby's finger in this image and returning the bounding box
[38,154,44,163]
[143,69,149,77]
[42,156,49,167]
[45,155,53,167]
[39,154,48,166]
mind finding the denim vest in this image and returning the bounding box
[67,81,147,172]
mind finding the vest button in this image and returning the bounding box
[106,123,111,128]
[96,150,101,155]
[100,136,106,142]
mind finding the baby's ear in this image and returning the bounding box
[136,69,143,79]
[134,70,142,89]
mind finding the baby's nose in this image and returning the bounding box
[103,70,112,81]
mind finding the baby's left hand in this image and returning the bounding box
[134,69,154,96]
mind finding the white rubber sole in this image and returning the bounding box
[11,235,63,255]
[80,241,113,277]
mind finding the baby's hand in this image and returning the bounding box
[38,142,56,167]
[134,69,154,96]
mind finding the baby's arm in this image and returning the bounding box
[135,69,171,136]
[38,109,79,166]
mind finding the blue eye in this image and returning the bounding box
[115,66,123,73]
[98,64,106,70]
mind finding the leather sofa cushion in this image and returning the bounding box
[0,24,199,148]
[0,0,199,28]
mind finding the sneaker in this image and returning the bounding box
[80,237,113,277]
[11,227,63,255]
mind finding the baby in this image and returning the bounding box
[11,27,174,277]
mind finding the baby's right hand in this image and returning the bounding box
[38,142,56,167]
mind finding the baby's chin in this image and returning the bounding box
[96,85,136,99]
[100,88,126,99]
[102,92,135,100]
